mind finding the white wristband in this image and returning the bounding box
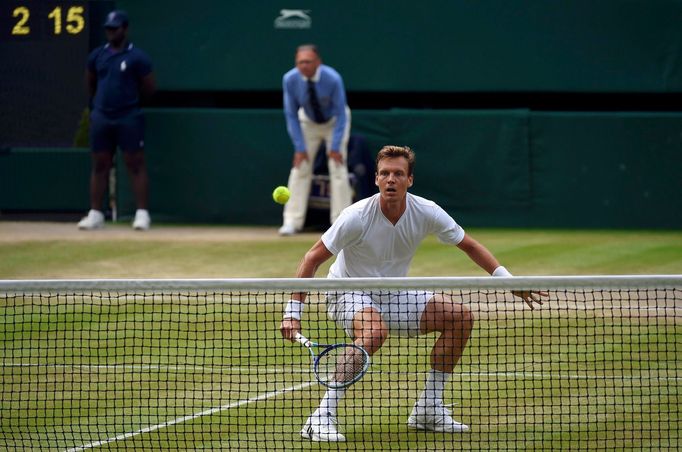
[283,300,304,320]
[492,266,513,277]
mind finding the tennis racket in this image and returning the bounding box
[294,332,370,389]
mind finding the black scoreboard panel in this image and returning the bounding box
[0,1,90,148]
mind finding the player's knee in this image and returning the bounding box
[459,303,475,333]
[357,322,388,355]
[373,322,389,344]
[443,301,474,334]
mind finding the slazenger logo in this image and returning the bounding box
[274,9,311,29]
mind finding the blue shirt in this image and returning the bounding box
[283,64,348,152]
[87,43,153,117]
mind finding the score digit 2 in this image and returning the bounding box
[6,2,86,37]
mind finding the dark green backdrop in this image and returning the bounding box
[118,0,682,92]
[2,1,681,229]
[3,110,681,229]
[110,109,680,229]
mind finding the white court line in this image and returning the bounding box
[4,360,676,450]
[63,380,315,452]
[0,362,307,374]
[3,362,681,381]
[457,371,682,381]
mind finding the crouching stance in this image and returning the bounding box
[280,145,546,441]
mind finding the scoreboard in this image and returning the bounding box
[3,2,86,38]
[0,1,90,148]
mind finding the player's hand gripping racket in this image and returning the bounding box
[294,332,370,389]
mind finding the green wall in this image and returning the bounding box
[117,110,293,223]
[4,1,681,229]
[528,113,682,228]
[110,109,682,229]
[117,0,682,92]
[0,148,90,211]
[4,111,680,229]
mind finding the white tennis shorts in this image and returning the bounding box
[326,290,434,338]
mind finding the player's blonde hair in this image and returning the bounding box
[376,146,416,176]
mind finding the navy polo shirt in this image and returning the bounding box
[87,42,152,118]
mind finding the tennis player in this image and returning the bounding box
[280,145,547,442]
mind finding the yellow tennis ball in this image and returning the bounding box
[272,186,290,205]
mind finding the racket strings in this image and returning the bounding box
[318,346,368,385]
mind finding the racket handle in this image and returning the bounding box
[294,332,311,347]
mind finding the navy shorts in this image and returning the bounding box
[90,109,145,152]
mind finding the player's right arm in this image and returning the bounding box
[280,240,334,341]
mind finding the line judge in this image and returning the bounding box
[279,44,352,236]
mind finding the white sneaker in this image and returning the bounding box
[278,224,296,236]
[300,411,346,442]
[132,209,151,231]
[77,210,105,230]
[407,401,470,433]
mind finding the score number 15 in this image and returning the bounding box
[12,5,85,35]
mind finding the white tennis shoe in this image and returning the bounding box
[77,209,105,230]
[278,224,296,236]
[132,209,151,231]
[407,401,470,433]
[300,410,346,442]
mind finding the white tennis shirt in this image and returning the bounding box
[321,193,465,278]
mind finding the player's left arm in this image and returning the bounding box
[456,234,548,309]
[456,234,499,274]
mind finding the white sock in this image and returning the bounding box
[418,369,451,406]
[318,387,347,416]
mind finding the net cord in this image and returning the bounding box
[0,275,680,292]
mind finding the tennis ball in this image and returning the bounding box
[272,186,290,205]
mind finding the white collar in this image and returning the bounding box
[301,66,321,83]
[104,42,133,51]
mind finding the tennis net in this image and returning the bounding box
[0,276,680,450]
